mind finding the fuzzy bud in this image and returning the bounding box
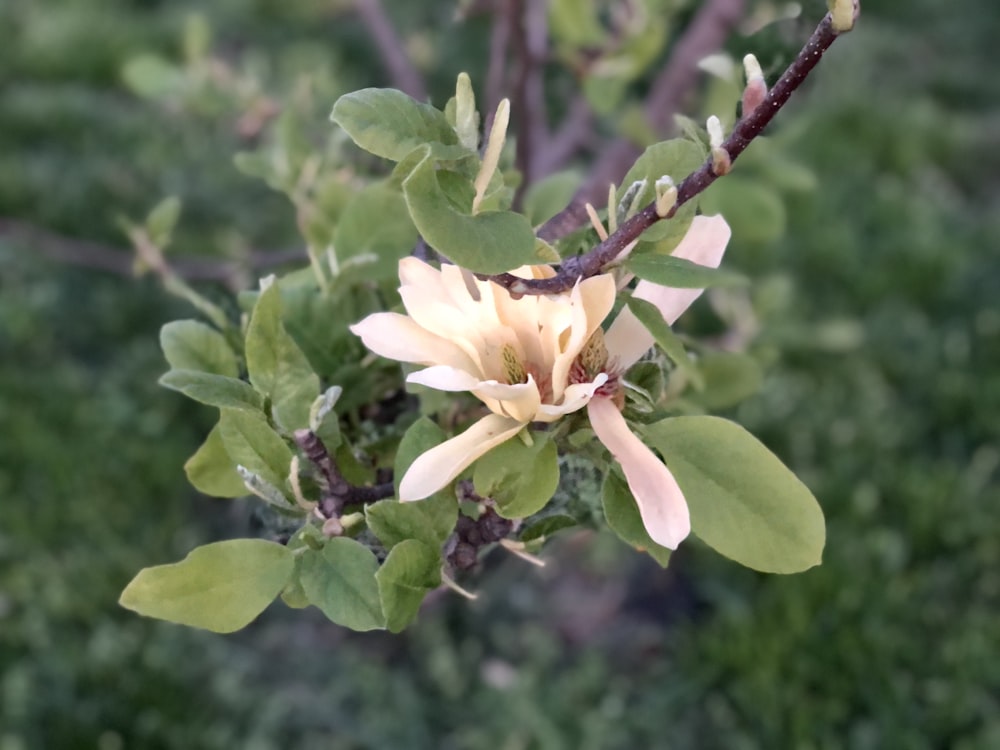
[741,54,768,116]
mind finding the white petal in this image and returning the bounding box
[587,397,690,549]
[605,214,732,369]
[406,365,481,392]
[350,313,478,371]
[398,414,525,501]
[549,274,617,401]
[536,374,608,421]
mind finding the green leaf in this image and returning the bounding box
[689,353,763,410]
[119,540,294,633]
[331,183,418,281]
[641,416,825,573]
[146,196,182,248]
[331,88,470,162]
[184,424,246,498]
[121,54,186,99]
[218,408,293,490]
[160,320,239,378]
[623,297,703,390]
[701,176,786,245]
[522,170,580,226]
[299,538,386,631]
[473,433,559,519]
[366,494,456,551]
[159,369,263,412]
[375,539,440,633]
[601,472,672,567]
[245,282,320,432]
[625,254,747,289]
[402,147,540,274]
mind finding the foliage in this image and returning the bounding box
[2,0,998,747]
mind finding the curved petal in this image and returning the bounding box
[587,397,690,549]
[549,274,617,401]
[406,365,480,392]
[535,374,608,421]
[350,313,478,371]
[605,214,732,369]
[398,414,525,501]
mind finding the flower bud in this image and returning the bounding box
[742,53,768,116]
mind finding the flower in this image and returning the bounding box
[350,215,731,550]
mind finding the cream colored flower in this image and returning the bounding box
[350,215,731,550]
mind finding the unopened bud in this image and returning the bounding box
[706,116,725,150]
[711,146,732,176]
[741,54,768,116]
[828,0,859,33]
[654,176,677,218]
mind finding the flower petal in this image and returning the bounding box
[350,313,478,371]
[548,273,617,401]
[398,414,525,501]
[587,397,690,549]
[605,214,731,368]
[536,374,608,421]
[406,365,481,392]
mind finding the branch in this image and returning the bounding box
[483,0,513,138]
[354,0,428,101]
[0,218,305,285]
[536,0,747,243]
[510,0,550,191]
[487,11,849,296]
[294,429,395,518]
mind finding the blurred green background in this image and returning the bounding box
[2,0,998,747]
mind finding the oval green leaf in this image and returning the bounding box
[299,538,386,631]
[184,423,246,498]
[625,254,747,289]
[375,539,440,633]
[641,416,825,573]
[119,539,294,633]
[402,148,540,274]
[601,472,672,567]
[161,319,238,378]
[331,88,470,162]
[473,432,559,519]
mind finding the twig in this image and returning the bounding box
[488,11,848,296]
[536,0,747,242]
[293,429,395,517]
[354,0,428,101]
[0,218,306,285]
[511,0,550,192]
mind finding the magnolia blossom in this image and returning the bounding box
[350,215,731,549]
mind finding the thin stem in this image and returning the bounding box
[487,12,847,297]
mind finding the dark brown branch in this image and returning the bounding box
[488,12,847,296]
[354,0,428,101]
[536,0,747,242]
[294,429,395,517]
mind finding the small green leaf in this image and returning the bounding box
[119,539,294,633]
[218,408,293,491]
[121,54,186,99]
[184,424,246,498]
[623,297,703,389]
[331,88,470,162]
[146,196,182,248]
[299,538,386,631]
[394,416,447,493]
[376,539,440,633]
[522,170,580,226]
[701,176,786,245]
[159,369,263,412]
[641,416,826,573]
[402,148,540,274]
[245,282,320,432]
[366,493,456,551]
[331,183,418,282]
[473,433,559,519]
[160,320,239,378]
[689,353,763,410]
[625,254,747,289]
[601,472,672,567]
